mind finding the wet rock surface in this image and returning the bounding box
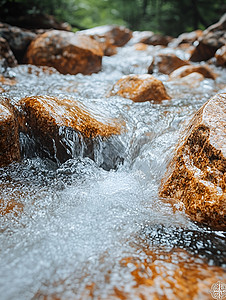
[148,53,189,75]
[0,37,17,71]
[130,30,172,46]
[25,30,103,75]
[0,98,20,167]
[81,25,132,47]
[111,74,171,102]
[18,96,124,170]
[0,22,36,63]
[159,93,226,229]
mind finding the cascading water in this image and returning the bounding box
[0,44,225,300]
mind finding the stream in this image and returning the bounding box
[0,44,226,299]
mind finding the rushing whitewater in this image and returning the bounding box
[0,45,225,299]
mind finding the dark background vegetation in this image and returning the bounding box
[0,0,225,36]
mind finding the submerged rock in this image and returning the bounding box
[110,74,171,102]
[148,53,189,75]
[159,93,226,229]
[25,30,103,75]
[18,96,124,170]
[169,64,217,80]
[0,98,20,167]
[190,13,226,62]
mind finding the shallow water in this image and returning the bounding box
[0,44,226,300]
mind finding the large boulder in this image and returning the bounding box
[18,96,124,170]
[25,30,104,75]
[169,64,217,80]
[190,13,226,62]
[0,98,20,167]
[148,53,190,75]
[159,93,226,229]
[0,22,36,63]
[110,74,171,102]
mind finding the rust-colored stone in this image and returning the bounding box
[130,31,172,46]
[0,75,17,85]
[134,43,148,51]
[169,64,217,80]
[25,30,103,75]
[0,98,20,167]
[33,248,225,299]
[148,53,190,75]
[119,248,225,300]
[159,93,226,229]
[215,45,226,67]
[18,96,123,169]
[110,74,171,103]
[0,183,23,216]
[80,25,132,47]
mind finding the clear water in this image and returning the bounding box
[0,44,225,300]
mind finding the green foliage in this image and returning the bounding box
[0,0,225,36]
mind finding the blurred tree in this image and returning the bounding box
[0,0,225,36]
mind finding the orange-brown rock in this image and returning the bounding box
[18,96,124,170]
[80,25,132,47]
[111,74,171,102]
[34,248,225,299]
[0,98,20,167]
[25,30,104,75]
[130,31,172,46]
[169,64,217,80]
[190,13,226,62]
[215,45,226,67]
[148,53,190,75]
[134,43,148,51]
[0,183,23,216]
[118,249,225,300]
[159,93,226,229]
[0,75,17,86]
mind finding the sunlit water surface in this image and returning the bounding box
[0,45,226,299]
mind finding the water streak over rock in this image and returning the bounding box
[25,30,104,75]
[159,93,226,229]
[18,96,124,170]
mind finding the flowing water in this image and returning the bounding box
[0,44,226,299]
